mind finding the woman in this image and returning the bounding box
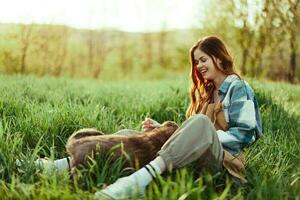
[31,36,262,199]
[94,36,262,199]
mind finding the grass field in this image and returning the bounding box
[0,74,299,200]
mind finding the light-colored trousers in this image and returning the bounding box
[116,114,224,171]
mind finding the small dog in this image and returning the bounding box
[66,121,178,172]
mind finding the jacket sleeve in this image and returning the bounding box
[217,81,257,154]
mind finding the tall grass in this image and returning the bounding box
[0,74,299,199]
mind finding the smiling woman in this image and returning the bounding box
[14,35,263,199]
[91,36,263,198]
[193,49,226,85]
[0,0,203,32]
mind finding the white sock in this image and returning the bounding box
[153,156,166,172]
[36,157,70,172]
[130,156,166,187]
[95,156,167,198]
[53,157,70,171]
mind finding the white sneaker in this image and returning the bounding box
[15,158,50,168]
[15,158,53,173]
[16,157,69,173]
[35,158,51,167]
[94,175,146,199]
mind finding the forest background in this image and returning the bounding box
[0,0,299,83]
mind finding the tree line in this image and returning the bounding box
[0,0,299,82]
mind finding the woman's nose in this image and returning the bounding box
[197,63,202,70]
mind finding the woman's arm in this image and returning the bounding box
[141,118,161,131]
[217,80,261,155]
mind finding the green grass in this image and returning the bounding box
[0,74,299,199]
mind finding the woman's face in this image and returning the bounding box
[193,48,223,81]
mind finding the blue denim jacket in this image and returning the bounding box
[217,74,263,155]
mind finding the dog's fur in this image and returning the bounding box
[66,121,178,171]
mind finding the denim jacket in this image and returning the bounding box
[217,74,263,155]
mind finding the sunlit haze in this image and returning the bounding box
[0,0,206,32]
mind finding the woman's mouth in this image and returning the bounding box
[199,68,208,75]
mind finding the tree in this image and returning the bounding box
[19,24,34,73]
[142,32,153,71]
[158,24,168,69]
[35,25,70,76]
[118,31,132,74]
[52,26,69,76]
[274,0,300,83]
[229,0,255,75]
[87,30,112,79]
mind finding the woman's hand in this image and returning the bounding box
[141,118,161,131]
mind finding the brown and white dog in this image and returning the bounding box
[66,121,178,172]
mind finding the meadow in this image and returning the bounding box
[0,74,299,199]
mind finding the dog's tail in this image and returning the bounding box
[66,128,104,155]
[68,128,104,140]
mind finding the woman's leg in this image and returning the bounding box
[158,114,223,170]
[96,114,223,199]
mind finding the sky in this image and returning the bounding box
[0,0,206,32]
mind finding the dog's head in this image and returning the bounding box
[146,121,178,142]
[160,121,179,130]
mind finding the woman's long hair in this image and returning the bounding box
[185,36,239,118]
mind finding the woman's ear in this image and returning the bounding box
[217,58,222,65]
[212,56,222,66]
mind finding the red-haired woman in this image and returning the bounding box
[95,36,263,199]
[24,36,262,199]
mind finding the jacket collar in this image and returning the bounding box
[218,74,240,94]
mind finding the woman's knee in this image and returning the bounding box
[188,114,215,136]
[190,114,211,124]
